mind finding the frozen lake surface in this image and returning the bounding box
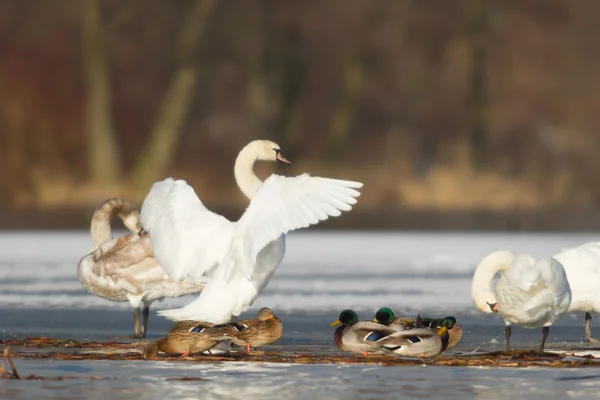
[2,230,600,399]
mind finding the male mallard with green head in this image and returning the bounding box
[143,321,230,359]
[331,309,395,356]
[416,315,463,351]
[373,307,416,331]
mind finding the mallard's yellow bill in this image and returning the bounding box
[437,326,448,336]
[372,318,379,323]
[330,320,341,327]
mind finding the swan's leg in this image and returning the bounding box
[141,304,150,338]
[539,326,550,352]
[504,325,511,351]
[585,313,600,343]
[133,307,143,338]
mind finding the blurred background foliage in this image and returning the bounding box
[1,0,599,229]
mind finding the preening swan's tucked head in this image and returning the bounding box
[121,211,143,235]
[330,309,360,327]
[471,250,515,314]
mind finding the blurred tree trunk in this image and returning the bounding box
[276,28,303,151]
[467,0,490,171]
[83,0,120,185]
[327,55,363,158]
[130,0,215,190]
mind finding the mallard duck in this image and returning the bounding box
[373,307,415,331]
[143,321,229,359]
[331,309,446,357]
[378,327,445,357]
[212,308,283,353]
[416,315,463,351]
[330,309,397,356]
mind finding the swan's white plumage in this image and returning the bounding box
[494,255,571,328]
[471,250,571,329]
[228,173,362,279]
[553,242,600,312]
[140,141,362,323]
[140,178,234,283]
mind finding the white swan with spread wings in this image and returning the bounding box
[140,140,362,323]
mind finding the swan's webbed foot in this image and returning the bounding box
[585,313,600,343]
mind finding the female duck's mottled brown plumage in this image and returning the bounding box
[143,321,229,359]
[214,308,283,352]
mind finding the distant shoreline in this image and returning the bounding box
[2,207,600,232]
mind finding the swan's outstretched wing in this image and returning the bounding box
[224,173,362,279]
[140,178,235,282]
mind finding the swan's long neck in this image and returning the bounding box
[90,198,140,249]
[234,143,264,200]
[471,250,515,313]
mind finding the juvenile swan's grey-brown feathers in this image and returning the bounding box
[78,198,206,338]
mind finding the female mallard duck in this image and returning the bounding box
[213,308,283,353]
[416,315,463,351]
[373,307,415,331]
[143,321,230,359]
[331,309,445,357]
[78,198,206,338]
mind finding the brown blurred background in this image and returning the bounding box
[1,0,600,230]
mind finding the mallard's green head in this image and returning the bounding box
[330,309,359,326]
[441,317,456,329]
[374,307,395,324]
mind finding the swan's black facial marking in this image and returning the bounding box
[273,148,292,165]
[487,302,499,313]
[138,228,148,236]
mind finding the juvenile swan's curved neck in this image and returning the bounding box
[90,198,140,249]
[234,142,265,200]
[471,250,515,313]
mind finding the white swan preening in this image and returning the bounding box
[77,198,206,337]
[471,250,572,351]
[140,139,363,323]
[554,241,600,342]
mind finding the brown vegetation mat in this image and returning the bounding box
[2,337,600,370]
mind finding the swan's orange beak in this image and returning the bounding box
[487,302,499,313]
[276,151,292,165]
